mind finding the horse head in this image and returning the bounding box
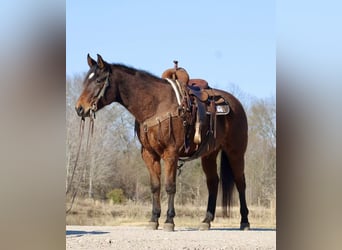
[75,54,112,117]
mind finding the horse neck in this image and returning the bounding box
[111,67,173,123]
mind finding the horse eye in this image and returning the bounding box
[96,79,101,83]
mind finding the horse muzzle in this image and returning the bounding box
[75,105,90,117]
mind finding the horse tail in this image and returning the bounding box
[220,150,235,217]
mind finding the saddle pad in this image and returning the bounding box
[165,78,183,105]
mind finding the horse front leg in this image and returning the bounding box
[142,148,161,230]
[163,153,178,231]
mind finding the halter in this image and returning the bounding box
[91,72,110,114]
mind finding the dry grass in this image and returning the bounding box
[66,198,276,229]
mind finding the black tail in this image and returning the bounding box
[220,150,235,217]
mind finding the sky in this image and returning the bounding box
[66,1,275,99]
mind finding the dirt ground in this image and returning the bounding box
[66,225,276,250]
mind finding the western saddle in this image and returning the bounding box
[161,60,230,155]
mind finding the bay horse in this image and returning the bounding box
[75,54,250,231]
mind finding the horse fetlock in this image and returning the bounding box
[240,222,250,231]
[166,208,176,219]
[152,209,161,218]
[204,211,214,222]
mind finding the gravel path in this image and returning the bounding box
[66,225,276,250]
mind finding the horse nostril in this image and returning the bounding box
[75,106,84,116]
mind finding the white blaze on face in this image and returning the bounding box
[88,72,95,79]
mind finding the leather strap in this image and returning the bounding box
[142,111,179,132]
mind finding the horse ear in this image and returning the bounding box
[87,54,96,68]
[97,54,106,69]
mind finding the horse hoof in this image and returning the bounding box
[146,222,159,230]
[199,222,210,230]
[163,223,175,232]
[240,222,250,230]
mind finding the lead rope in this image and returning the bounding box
[66,113,95,214]
[66,117,85,195]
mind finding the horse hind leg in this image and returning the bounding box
[236,173,250,230]
[221,150,250,230]
[199,150,220,230]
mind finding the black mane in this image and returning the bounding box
[111,63,164,83]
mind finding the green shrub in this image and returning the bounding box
[106,188,126,204]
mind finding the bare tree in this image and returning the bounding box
[245,97,276,206]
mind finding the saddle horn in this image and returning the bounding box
[173,60,178,70]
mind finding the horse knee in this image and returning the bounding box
[165,183,176,194]
[151,183,160,194]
